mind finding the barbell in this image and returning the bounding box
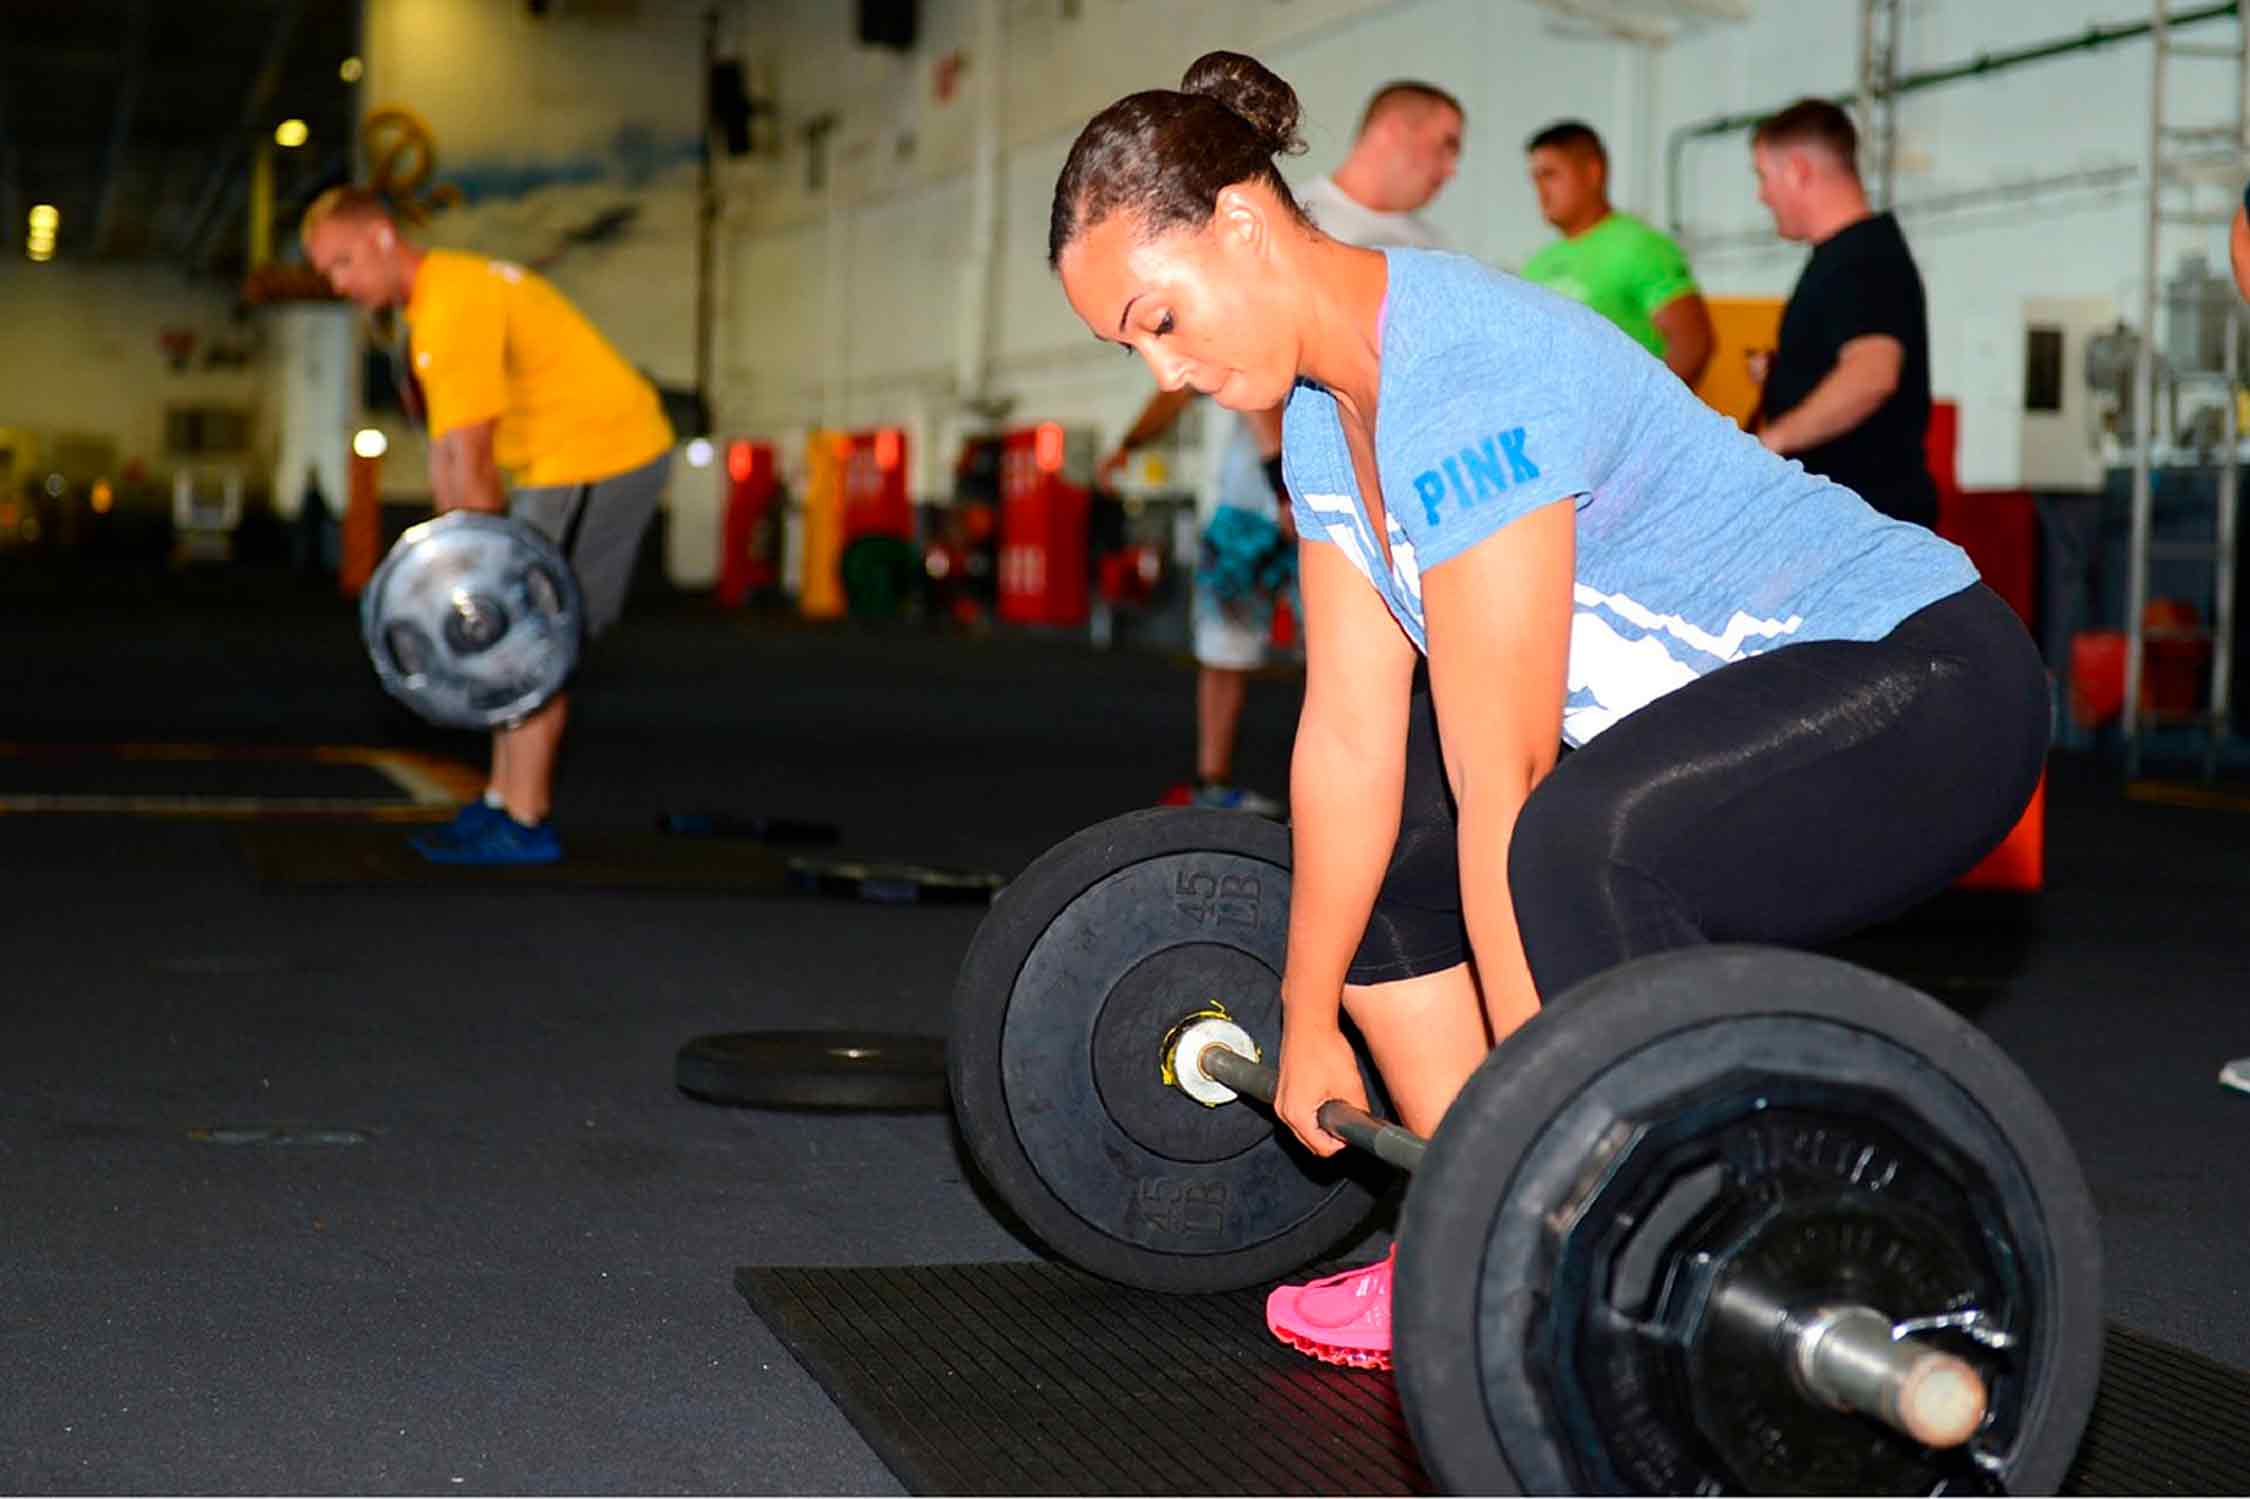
[947,806,2105,1494]
[360,511,584,730]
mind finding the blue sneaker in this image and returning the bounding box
[407,800,505,858]
[415,811,563,866]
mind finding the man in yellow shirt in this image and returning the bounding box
[304,186,674,865]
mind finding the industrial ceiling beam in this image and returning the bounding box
[1527,0,1753,44]
[0,65,19,253]
[0,46,134,74]
[90,0,151,256]
[175,0,308,266]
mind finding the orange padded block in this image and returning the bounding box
[1953,771,2046,892]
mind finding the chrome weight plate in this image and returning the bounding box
[360,511,584,730]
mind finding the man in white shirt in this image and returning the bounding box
[1096,80,1463,815]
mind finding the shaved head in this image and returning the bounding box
[1357,81,1464,139]
[300,185,396,248]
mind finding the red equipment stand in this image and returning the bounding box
[1927,400,2045,893]
[998,423,1090,628]
[842,427,912,546]
[717,439,777,609]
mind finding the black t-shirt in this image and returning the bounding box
[1765,212,1936,526]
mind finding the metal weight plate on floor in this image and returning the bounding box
[1394,945,2104,1497]
[360,511,583,730]
[675,1030,949,1111]
[657,811,843,846]
[788,856,1007,906]
[948,807,1391,1294]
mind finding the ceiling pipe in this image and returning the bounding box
[176,0,308,266]
[90,0,152,256]
[955,0,1007,418]
[1665,0,2241,234]
[0,68,20,248]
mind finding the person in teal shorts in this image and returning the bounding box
[1520,120,1713,387]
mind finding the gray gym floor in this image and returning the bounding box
[1,555,2245,1493]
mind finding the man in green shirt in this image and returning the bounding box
[1520,119,1713,387]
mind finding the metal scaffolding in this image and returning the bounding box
[2125,0,2247,779]
[1859,0,1903,210]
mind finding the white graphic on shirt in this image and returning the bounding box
[1564,611,1700,742]
[1571,582,1805,659]
[1302,493,1812,745]
[1300,492,1382,595]
[1299,492,1431,638]
[1387,517,1425,615]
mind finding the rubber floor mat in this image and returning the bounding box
[737,1261,2250,1495]
[738,1262,1428,1495]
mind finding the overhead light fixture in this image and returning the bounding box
[339,56,364,83]
[353,428,390,460]
[685,437,715,468]
[275,118,310,148]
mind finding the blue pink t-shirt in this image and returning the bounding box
[1282,248,1979,746]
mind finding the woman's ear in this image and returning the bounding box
[1212,183,1271,259]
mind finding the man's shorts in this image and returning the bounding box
[1193,570,1303,671]
[511,451,670,639]
[1193,504,1299,671]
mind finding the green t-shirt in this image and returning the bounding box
[1518,212,1699,358]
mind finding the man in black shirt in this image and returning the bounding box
[1748,98,1938,527]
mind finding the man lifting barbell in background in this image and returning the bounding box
[303,186,674,865]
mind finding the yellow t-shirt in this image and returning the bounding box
[404,249,674,487]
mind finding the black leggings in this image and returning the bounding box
[1345,583,2051,999]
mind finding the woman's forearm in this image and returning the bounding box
[1282,715,1406,1026]
[1454,782,1540,1038]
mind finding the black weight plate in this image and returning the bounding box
[657,812,843,845]
[949,807,1389,1294]
[675,1030,948,1111]
[1393,946,2102,1497]
[787,855,1006,906]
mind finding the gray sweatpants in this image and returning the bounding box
[511,451,670,639]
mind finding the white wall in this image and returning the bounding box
[269,305,358,519]
[359,0,708,501]
[716,0,1633,484]
[717,0,2249,494]
[0,261,266,486]
[1664,1,2220,487]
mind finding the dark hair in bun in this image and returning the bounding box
[1048,51,1306,268]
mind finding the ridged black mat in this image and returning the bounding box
[737,1261,2250,1496]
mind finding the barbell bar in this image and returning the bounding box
[1171,1018,1990,1453]
[946,809,2103,1492]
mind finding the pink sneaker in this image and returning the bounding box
[1265,1249,1394,1370]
